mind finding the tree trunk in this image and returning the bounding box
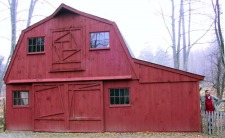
[180,0,187,71]
[171,0,179,69]
[185,0,192,72]
[0,0,39,94]
[215,0,224,67]
[212,0,224,99]
[27,0,38,27]
[0,0,17,93]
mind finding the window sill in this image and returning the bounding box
[109,104,131,108]
[27,52,45,55]
[12,105,30,109]
[89,47,110,51]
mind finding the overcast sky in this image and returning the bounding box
[0,0,223,61]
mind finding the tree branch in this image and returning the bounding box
[190,21,214,48]
[0,1,9,8]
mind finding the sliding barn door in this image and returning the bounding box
[34,84,66,132]
[68,82,104,132]
[33,82,103,132]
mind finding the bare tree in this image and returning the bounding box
[207,0,224,99]
[205,45,225,99]
[0,0,39,94]
[212,0,224,67]
[158,0,215,71]
[0,0,17,93]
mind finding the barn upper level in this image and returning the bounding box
[4,4,204,84]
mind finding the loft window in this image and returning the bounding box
[110,88,130,105]
[13,91,29,106]
[90,32,109,48]
[28,37,44,52]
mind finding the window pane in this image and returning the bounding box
[115,89,119,96]
[29,39,33,45]
[110,97,114,105]
[41,45,44,51]
[33,38,36,45]
[99,32,104,40]
[37,38,43,46]
[104,32,109,39]
[23,99,29,105]
[90,41,94,48]
[13,91,18,98]
[104,40,109,47]
[41,38,44,45]
[120,97,125,104]
[120,89,124,96]
[33,46,36,52]
[90,33,96,40]
[125,89,129,96]
[125,97,130,104]
[21,92,28,98]
[14,99,18,105]
[110,89,114,96]
[28,46,33,52]
[19,99,24,105]
[37,45,40,52]
[115,97,119,104]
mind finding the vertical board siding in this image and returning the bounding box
[104,80,201,132]
[6,84,33,130]
[138,63,197,83]
[6,12,134,82]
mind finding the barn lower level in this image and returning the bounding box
[6,80,201,132]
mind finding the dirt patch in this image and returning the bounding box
[0,131,217,138]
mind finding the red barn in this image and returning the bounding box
[4,4,204,132]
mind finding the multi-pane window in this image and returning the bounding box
[90,32,109,48]
[110,88,130,105]
[28,37,44,52]
[13,91,29,106]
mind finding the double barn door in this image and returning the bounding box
[33,82,103,132]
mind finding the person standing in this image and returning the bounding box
[200,90,218,134]
[200,90,218,112]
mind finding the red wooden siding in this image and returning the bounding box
[6,84,33,130]
[104,80,201,132]
[134,59,202,83]
[5,9,136,83]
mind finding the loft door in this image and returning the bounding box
[51,28,84,72]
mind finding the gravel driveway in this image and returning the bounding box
[0,131,216,138]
